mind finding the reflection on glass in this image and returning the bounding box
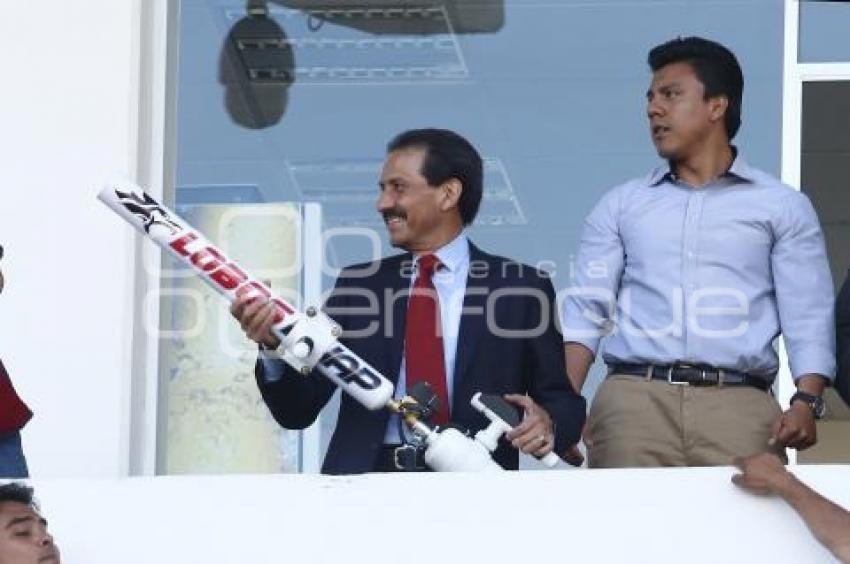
[273,1,503,35]
[216,1,505,128]
[220,6,295,128]
[289,157,525,226]
[160,203,302,474]
[219,4,475,87]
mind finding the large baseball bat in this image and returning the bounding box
[98,178,394,411]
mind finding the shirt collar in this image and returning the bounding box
[648,146,756,187]
[725,153,757,183]
[415,231,469,273]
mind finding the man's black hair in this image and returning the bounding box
[387,128,483,226]
[0,482,37,510]
[648,36,744,140]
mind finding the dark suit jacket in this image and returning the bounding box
[256,242,586,474]
[835,271,850,406]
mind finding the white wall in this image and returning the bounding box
[31,467,850,563]
[0,0,142,476]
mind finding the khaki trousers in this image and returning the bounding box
[587,375,787,468]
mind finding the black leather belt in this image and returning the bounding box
[374,444,430,472]
[607,363,773,391]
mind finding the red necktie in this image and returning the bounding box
[404,254,449,425]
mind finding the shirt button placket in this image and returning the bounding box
[682,191,704,359]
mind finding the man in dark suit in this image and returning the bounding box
[0,245,33,478]
[232,129,585,473]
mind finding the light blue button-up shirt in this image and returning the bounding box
[560,155,835,381]
[262,232,471,443]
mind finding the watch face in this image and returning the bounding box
[813,398,827,419]
[793,392,826,419]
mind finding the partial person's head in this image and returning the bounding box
[0,483,60,564]
[646,36,744,160]
[378,128,483,253]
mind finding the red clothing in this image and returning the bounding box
[0,360,32,434]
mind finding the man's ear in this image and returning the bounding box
[709,95,729,124]
[439,178,463,212]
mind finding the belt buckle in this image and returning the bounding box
[393,444,421,471]
[667,363,699,386]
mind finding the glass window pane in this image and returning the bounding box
[801,80,850,459]
[802,81,850,291]
[171,0,786,470]
[800,1,850,64]
[159,203,303,474]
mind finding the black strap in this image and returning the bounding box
[607,363,772,391]
[374,444,430,472]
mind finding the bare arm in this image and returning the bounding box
[796,374,828,397]
[733,453,850,562]
[564,341,595,393]
[780,475,850,561]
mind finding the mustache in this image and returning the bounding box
[382,208,407,221]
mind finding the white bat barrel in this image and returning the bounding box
[98,178,394,411]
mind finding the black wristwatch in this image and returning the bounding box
[790,391,826,420]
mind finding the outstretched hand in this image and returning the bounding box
[731,453,795,496]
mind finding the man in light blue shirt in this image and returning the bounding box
[561,37,834,468]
